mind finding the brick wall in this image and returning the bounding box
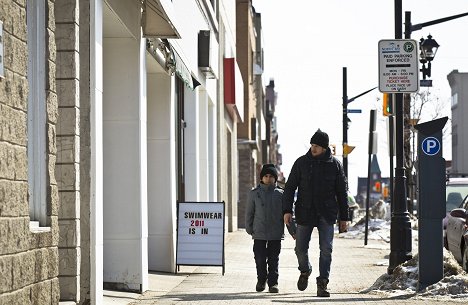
[0,0,59,304]
[237,144,255,228]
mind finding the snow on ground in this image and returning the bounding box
[339,215,468,300]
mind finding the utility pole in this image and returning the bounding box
[342,68,377,178]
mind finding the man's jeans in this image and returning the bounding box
[295,217,334,279]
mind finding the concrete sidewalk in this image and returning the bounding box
[104,230,460,304]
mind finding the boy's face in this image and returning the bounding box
[262,174,276,185]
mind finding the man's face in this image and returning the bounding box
[261,174,276,185]
[310,144,326,157]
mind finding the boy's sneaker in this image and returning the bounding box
[256,279,266,292]
[268,284,279,293]
[297,270,311,291]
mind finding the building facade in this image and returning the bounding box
[236,0,282,229]
[447,70,468,174]
[1,0,245,304]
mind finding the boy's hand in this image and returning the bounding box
[284,213,292,225]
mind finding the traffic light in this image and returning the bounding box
[374,181,381,193]
[383,93,392,116]
[383,185,389,198]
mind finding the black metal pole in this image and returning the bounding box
[343,67,348,177]
[389,0,412,274]
[404,11,414,215]
[365,110,376,246]
[389,113,394,214]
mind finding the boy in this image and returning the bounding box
[245,164,284,293]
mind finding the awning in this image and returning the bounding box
[167,47,194,90]
[142,0,181,38]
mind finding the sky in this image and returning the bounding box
[252,0,468,194]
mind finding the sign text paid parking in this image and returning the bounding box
[378,39,419,93]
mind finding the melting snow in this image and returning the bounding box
[339,215,468,300]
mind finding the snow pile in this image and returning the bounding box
[363,247,468,298]
[341,215,468,299]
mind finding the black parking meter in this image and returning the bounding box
[414,117,448,290]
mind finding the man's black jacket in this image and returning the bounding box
[283,147,349,225]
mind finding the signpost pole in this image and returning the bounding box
[378,36,419,273]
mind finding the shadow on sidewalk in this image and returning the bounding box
[133,291,415,304]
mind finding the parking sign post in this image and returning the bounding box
[414,117,448,290]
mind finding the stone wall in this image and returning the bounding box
[55,0,81,302]
[0,0,59,304]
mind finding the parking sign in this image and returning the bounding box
[378,39,419,93]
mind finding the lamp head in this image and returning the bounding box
[419,34,439,62]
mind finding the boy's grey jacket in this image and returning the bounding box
[245,183,284,240]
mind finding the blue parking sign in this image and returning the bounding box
[422,137,440,156]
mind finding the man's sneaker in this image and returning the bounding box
[297,270,311,291]
[256,279,266,292]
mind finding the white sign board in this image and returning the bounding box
[176,201,225,272]
[378,39,419,93]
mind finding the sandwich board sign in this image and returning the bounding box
[176,201,225,274]
[378,39,419,93]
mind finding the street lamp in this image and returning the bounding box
[419,34,440,80]
[389,5,468,274]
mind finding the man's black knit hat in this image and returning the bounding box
[310,129,329,149]
[260,164,278,181]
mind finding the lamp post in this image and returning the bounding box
[388,0,413,275]
[419,35,440,80]
[342,67,377,177]
[389,2,468,274]
[402,9,466,225]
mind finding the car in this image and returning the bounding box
[445,176,468,212]
[444,176,468,246]
[445,196,468,271]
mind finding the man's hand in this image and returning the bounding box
[339,220,349,233]
[284,213,292,225]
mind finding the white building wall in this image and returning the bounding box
[90,0,104,303]
[147,72,177,272]
[184,88,201,201]
[208,98,217,201]
[448,71,468,173]
[102,9,148,291]
[198,89,210,201]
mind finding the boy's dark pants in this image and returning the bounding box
[253,239,281,286]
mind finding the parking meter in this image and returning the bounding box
[414,117,448,290]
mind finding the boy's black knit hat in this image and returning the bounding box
[310,129,329,149]
[260,164,278,181]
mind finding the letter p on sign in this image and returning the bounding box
[422,137,440,156]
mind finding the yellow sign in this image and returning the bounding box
[343,144,355,156]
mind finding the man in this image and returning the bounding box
[283,129,349,297]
